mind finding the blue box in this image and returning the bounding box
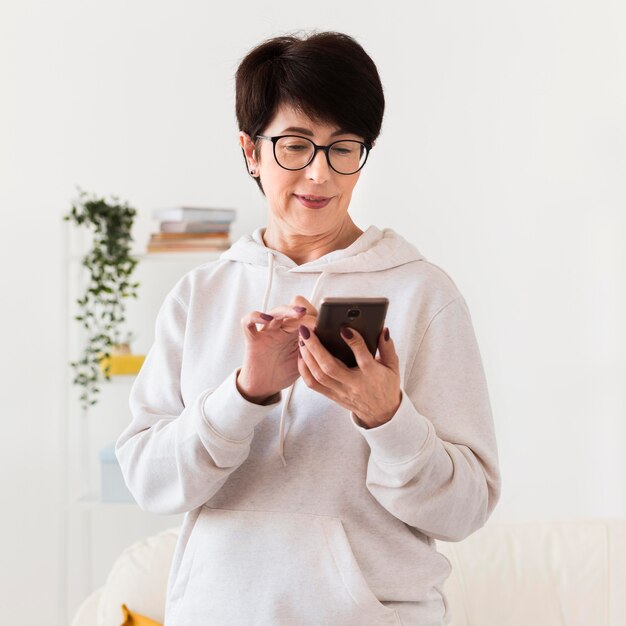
[98,442,135,503]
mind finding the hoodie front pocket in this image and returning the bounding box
[173,506,400,626]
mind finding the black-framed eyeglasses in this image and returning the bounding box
[255,134,372,175]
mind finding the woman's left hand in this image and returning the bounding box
[297,324,402,429]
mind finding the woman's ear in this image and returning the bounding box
[239,132,258,173]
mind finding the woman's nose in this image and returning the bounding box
[305,149,331,182]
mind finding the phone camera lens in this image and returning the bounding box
[347,309,360,319]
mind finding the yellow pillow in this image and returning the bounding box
[120,604,163,626]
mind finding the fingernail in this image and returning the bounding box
[384,327,390,341]
[340,325,353,339]
[299,325,310,339]
[293,306,306,313]
[260,313,273,321]
[299,339,304,347]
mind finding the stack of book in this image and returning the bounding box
[148,206,236,253]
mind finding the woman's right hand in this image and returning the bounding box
[236,296,318,404]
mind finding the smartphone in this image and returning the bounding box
[314,297,389,368]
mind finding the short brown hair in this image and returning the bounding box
[235,30,385,194]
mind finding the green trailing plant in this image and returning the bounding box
[63,186,140,411]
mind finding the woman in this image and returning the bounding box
[116,31,501,626]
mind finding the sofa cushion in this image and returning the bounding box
[71,587,103,626]
[435,518,626,626]
[97,527,180,626]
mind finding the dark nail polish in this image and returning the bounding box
[299,340,304,347]
[293,306,306,313]
[340,325,353,339]
[260,313,273,321]
[384,327,390,341]
[299,325,310,339]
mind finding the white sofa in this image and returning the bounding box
[72,517,626,626]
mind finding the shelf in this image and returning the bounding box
[64,232,206,614]
[71,491,138,511]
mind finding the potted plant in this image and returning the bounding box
[64,186,141,411]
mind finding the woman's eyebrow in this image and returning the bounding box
[279,126,352,137]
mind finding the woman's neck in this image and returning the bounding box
[262,218,364,265]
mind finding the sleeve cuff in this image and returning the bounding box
[350,388,434,464]
[200,368,282,442]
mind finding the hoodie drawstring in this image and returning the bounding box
[261,252,275,312]
[263,251,328,467]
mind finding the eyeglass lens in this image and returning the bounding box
[274,137,367,174]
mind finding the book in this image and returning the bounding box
[147,242,231,253]
[151,232,229,240]
[152,207,237,222]
[147,233,231,253]
[159,221,231,234]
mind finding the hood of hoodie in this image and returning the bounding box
[217,224,426,468]
[220,224,425,273]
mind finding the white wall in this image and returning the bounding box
[1,1,624,624]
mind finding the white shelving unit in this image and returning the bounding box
[62,222,222,622]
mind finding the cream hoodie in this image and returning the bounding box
[115,224,501,626]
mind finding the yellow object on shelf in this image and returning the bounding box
[99,354,145,376]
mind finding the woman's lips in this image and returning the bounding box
[294,194,332,209]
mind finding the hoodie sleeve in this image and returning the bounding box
[351,296,501,542]
[115,291,282,516]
